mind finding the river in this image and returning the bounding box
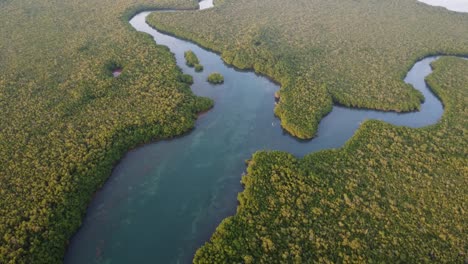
[64,0,466,263]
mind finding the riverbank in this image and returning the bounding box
[65,1,465,263]
[148,0,468,138]
[194,56,468,263]
[0,0,212,263]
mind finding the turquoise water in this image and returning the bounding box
[64,1,456,263]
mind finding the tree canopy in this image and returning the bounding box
[0,0,212,263]
[207,72,224,84]
[194,57,468,263]
[148,0,468,138]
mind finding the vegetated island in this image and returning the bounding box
[195,64,204,72]
[148,0,468,139]
[194,56,468,263]
[185,50,204,71]
[207,72,224,84]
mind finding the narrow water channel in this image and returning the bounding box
[65,0,466,263]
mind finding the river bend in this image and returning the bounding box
[65,0,466,263]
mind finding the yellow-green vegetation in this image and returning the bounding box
[184,50,204,71]
[184,50,200,66]
[148,0,468,138]
[194,57,468,263]
[179,73,194,84]
[195,64,204,72]
[0,0,214,263]
[207,72,224,84]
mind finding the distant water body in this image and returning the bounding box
[418,0,468,12]
[65,0,466,263]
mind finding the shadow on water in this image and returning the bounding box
[65,0,467,263]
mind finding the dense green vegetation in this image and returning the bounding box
[1,0,467,263]
[185,50,204,71]
[194,57,468,263]
[179,73,195,85]
[148,0,468,138]
[184,50,204,71]
[207,72,224,84]
[195,63,204,72]
[184,50,199,66]
[0,0,214,263]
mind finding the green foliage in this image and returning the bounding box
[207,72,224,84]
[0,0,213,263]
[184,50,200,67]
[184,50,204,71]
[148,0,468,138]
[194,57,468,263]
[194,64,204,72]
[1,0,467,263]
[179,73,194,84]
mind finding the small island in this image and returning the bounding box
[184,50,199,66]
[207,72,224,84]
[194,64,204,72]
[184,50,204,72]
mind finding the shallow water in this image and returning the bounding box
[64,0,461,263]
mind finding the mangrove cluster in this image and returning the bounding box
[1,0,467,263]
[148,0,468,138]
[207,72,224,84]
[0,0,212,263]
[184,50,204,71]
[194,57,468,263]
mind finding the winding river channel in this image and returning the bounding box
[65,0,467,263]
